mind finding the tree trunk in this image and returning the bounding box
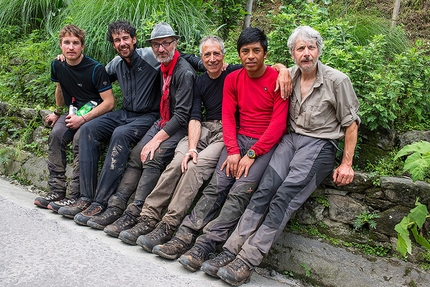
[244,0,253,28]
[391,0,401,29]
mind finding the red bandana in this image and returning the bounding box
[158,50,180,127]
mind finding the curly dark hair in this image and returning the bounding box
[106,20,137,44]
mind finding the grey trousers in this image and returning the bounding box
[224,133,336,266]
[175,134,276,254]
[47,114,80,198]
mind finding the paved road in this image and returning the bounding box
[0,177,304,287]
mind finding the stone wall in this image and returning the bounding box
[1,102,430,286]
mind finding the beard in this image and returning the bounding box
[154,48,175,64]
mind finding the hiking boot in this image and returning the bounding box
[152,237,193,260]
[178,245,210,272]
[201,250,236,278]
[217,257,253,286]
[118,215,157,245]
[104,212,137,238]
[87,207,122,230]
[48,197,76,213]
[58,197,91,219]
[74,203,105,226]
[34,192,65,209]
[136,221,174,252]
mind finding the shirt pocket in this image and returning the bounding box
[305,103,330,128]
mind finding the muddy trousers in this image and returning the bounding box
[79,109,158,204]
[106,120,187,216]
[224,133,336,266]
[47,114,80,198]
[175,134,276,254]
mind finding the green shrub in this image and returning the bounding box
[267,1,430,132]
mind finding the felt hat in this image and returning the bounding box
[146,22,179,42]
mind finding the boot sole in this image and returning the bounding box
[118,233,137,245]
[153,250,181,260]
[200,264,220,278]
[34,201,49,209]
[178,256,200,272]
[87,221,106,230]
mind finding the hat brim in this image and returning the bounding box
[146,35,180,43]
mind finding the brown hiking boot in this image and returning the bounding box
[178,245,210,272]
[74,203,105,226]
[87,207,122,230]
[152,237,193,260]
[118,215,157,245]
[136,221,174,252]
[201,250,236,278]
[104,212,137,238]
[217,257,253,286]
[58,197,91,219]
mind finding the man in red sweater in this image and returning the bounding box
[154,27,289,272]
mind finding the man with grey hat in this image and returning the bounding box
[90,22,196,240]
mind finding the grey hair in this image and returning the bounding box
[199,36,225,56]
[287,26,323,56]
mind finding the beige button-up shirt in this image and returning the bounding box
[289,61,360,140]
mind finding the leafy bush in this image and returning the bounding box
[266,1,430,132]
[0,29,54,108]
[394,141,430,182]
[395,199,430,257]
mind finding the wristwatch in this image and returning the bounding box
[246,149,256,159]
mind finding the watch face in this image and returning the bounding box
[247,149,256,158]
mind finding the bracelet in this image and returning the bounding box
[188,148,198,154]
[82,115,87,122]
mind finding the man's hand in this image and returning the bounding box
[235,156,255,179]
[140,138,161,163]
[332,163,354,186]
[65,114,85,130]
[221,154,241,177]
[272,63,292,100]
[45,113,59,127]
[181,150,198,173]
[56,54,65,62]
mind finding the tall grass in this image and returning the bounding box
[0,0,71,33]
[0,0,215,64]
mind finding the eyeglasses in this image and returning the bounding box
[151,40,175,49]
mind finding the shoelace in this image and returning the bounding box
[46,193,60,200]
[149,222,169,240]
[190,246,206,260]
[165,237,183,248]
[230,258,250,271]
[213,251,235,265]
[58,198,74,205]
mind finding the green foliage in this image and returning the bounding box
[300,263,311,277]
[395,199,430,257]
[0,0,71,33]
[0,28,54,107]
[267,1,430,132]
[0,148,16,166]
[0,0,215,65]
[353,212,380,231]
[343,241,391,257]
[395,141,430,182]
[201,0,245,40]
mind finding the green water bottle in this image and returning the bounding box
[77,101,98,116]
